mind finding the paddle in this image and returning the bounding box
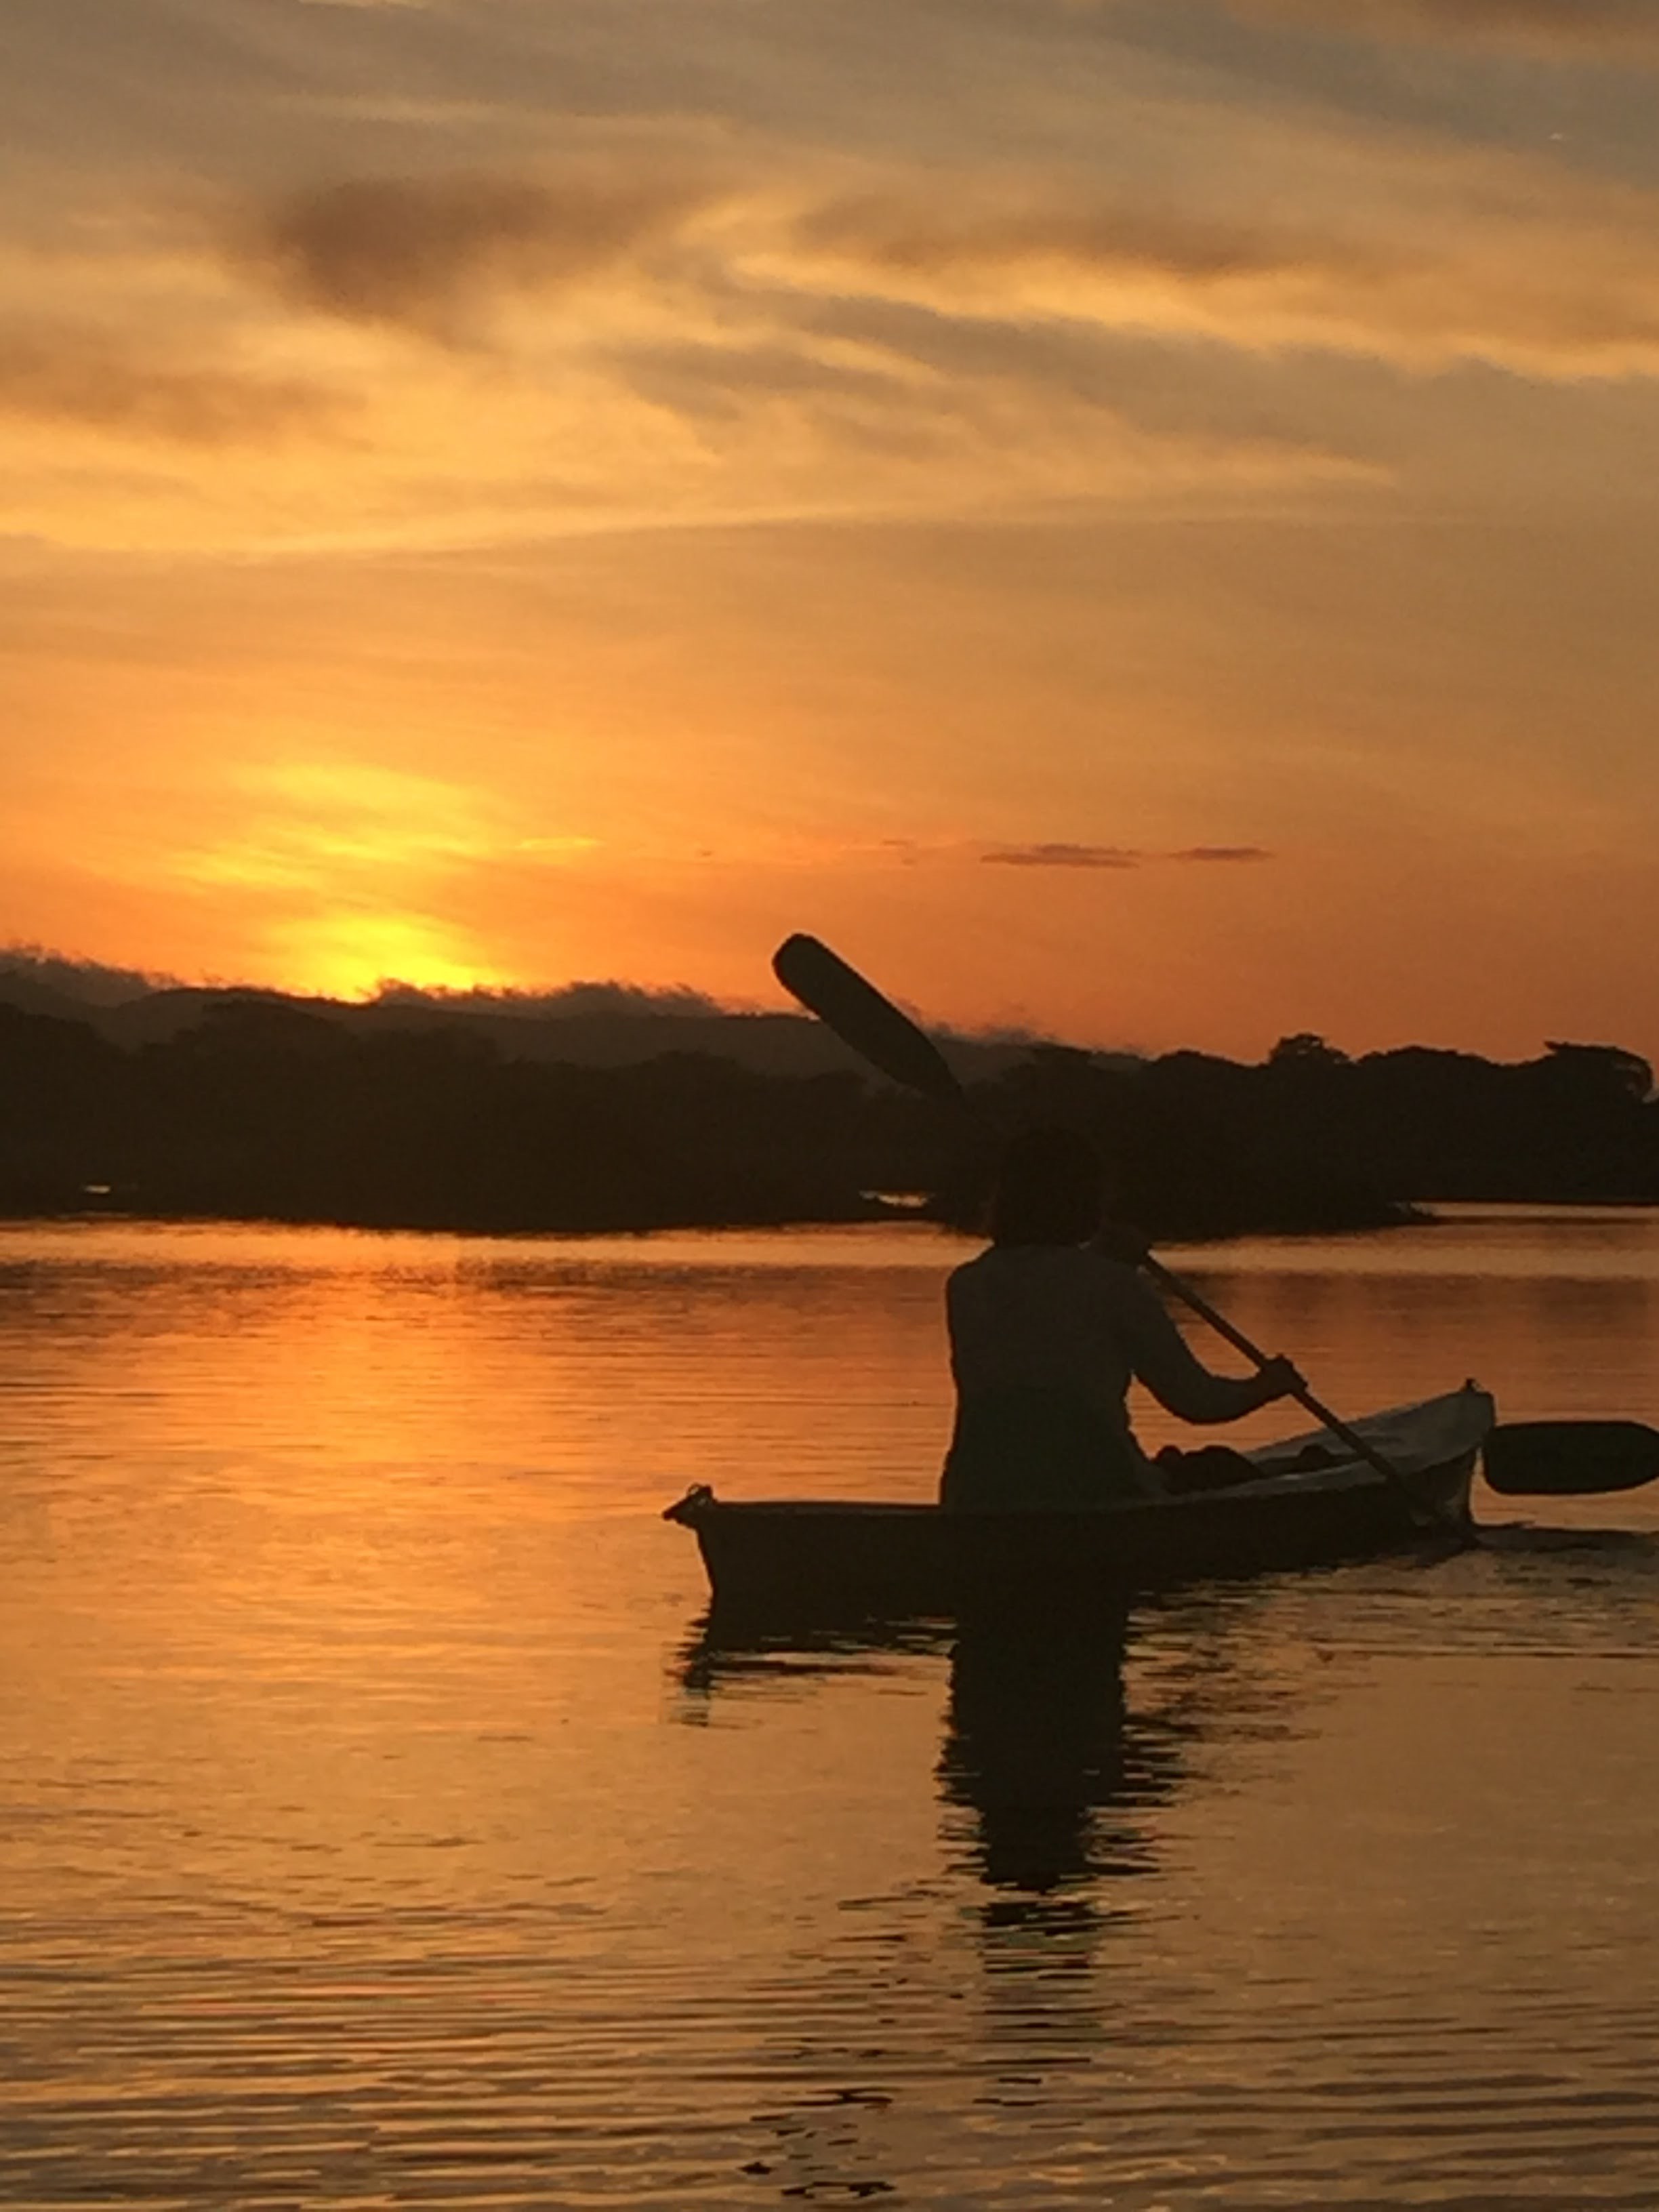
[772,933,1447,1526]
[1483,1420,1659,1497]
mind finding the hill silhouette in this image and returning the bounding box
[0,952,1654,1239]
[0,954,1067,1082]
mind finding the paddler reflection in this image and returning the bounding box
[939,1591,1183,1897]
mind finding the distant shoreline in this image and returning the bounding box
[5,979,1655,1246]
[0,1191,1429,1244]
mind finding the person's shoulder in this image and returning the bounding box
[954,1242,1127,1282]
[1076,1246,1160,1306]
[945,1245,998,1301]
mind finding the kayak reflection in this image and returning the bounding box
[676,1591,1219,1900]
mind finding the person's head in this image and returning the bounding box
[987,1126,1105,1247]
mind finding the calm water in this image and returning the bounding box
[3,1208,1658,2209]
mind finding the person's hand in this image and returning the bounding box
[1254,1355,1305,1404]
[1091,1221,1151,1265]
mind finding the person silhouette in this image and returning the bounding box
[941,1128,1303,1511]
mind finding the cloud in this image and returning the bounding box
[981,842,1275,867]
[982,843,1143,869]
[243,166,718,333]
[1216,0,1659,55]
[1171,845,1273,861]
[0,322,348,444]
[786,161,1659,382]
[799,193,1349,291]
[371,979,726,1019]
[29,60,1659,558]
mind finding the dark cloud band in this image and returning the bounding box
[1170,845,1272,863]
[981,842,1143,869]
[242,167,717,333]
[981,842,1273,869]
[1217,0,1659,50]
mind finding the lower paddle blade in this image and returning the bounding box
[773,935,966,1106]
[1483,1420,1659,1496]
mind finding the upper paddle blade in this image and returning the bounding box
[1483,1420,1659,1496]
[772,935,966,1107]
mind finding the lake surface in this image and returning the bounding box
[3,1206,1658,2208]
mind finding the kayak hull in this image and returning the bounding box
[665,1385,1493,1624]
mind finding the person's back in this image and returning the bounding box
[944,1242,1160,1507]
[941,1128,1300,1511]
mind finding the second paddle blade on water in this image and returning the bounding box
[1483,1420,1659,1496]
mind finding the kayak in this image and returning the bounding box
[664,1382,1496,1622]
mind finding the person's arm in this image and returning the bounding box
[1116,1271,1301,1425]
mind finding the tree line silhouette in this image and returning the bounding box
[1,994,1654,1239]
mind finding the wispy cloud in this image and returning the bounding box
[0,321,348,444]
[1216,0,1659,56]
[174,759,592,891]
[798,192,1336,291]
[787,157,1659,381]
[13,5,1659,565]
[236,149,1659,393]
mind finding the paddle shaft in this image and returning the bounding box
[1140,1255,1428,1506]
[773,933,1443,1524]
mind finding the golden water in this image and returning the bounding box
[3,1208,1658,2207]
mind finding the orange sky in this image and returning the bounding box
[5,0,1659,1059]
